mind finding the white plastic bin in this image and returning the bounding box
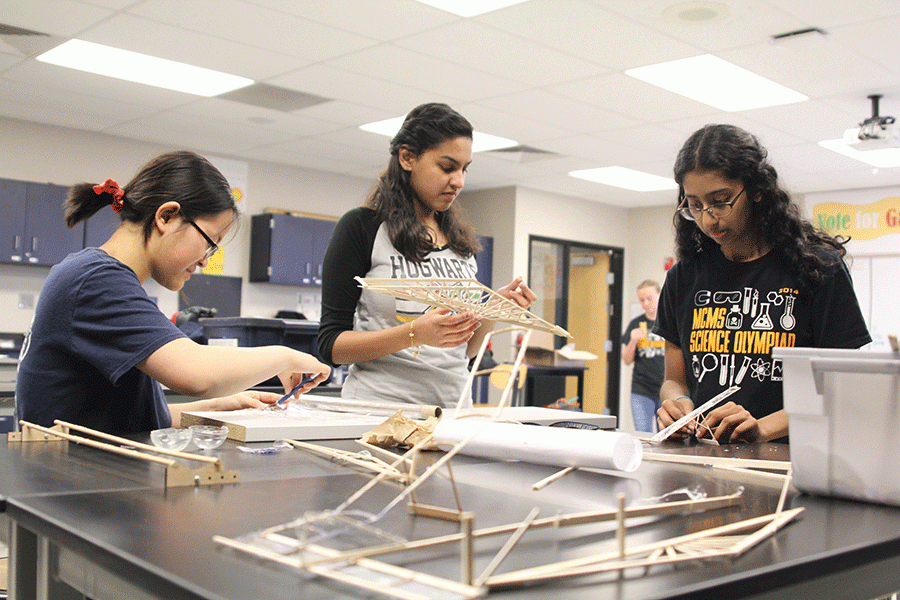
[774,347,900,506]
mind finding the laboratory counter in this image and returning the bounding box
[3,431,900,600]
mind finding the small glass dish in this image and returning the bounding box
[150,428,193,451]
[189,425,229,450]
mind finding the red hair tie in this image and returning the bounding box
[93,178,125,212]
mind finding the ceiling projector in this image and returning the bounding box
[843,94,900,151]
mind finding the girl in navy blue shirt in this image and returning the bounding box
[17,151,330,433]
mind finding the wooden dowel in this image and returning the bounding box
[285,439,404,479]
[295,491,742,567]
[20,421,175,466]
[460,512,474,585]
[486,508,804,588]
[616,494,626,560]
[642,452,791,471]
[474,507,539,587]
[532,466,576,490]
[55,420,220,463]
[776,466,793,514]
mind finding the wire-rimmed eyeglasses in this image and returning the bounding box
[677,187,745,221]
[182,215,219,261]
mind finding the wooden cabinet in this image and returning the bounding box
[249,213,336,286]
[0,178,84,266]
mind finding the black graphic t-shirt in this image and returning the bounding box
[655,246,870,424]
[621,315,665,397]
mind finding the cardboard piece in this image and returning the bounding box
[524,330,599,367]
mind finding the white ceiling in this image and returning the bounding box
[2,0,900,208]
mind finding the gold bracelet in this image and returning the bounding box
[409,322,420,357]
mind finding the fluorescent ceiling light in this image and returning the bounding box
[625,54,807,112]
[414,0,528,17]
[818,139,900,168]
[569,167,679,192]
[359,116,406,137]
[37,39,253,97]
[359,117,518,152]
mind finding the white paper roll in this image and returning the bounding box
[433,419,642,473]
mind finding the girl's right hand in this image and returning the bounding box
[277,353,331,399]
[412,308,482,349]
[657,396,695,439]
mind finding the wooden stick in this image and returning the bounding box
[642,452,791,471]
[334,433,435,515]
[485,507,804,588]
[446,460,464,511]
[474,507,539,588]
[616,494,626,560]
[728,509,800,556]
[307,542,483,598]
[215,535,479,600]
[711,464,793,481]
[284,439,406,480]
[294,491,743,567]
[775,466,793,515]
[18,421,175,466]
[408,503,466,522]
[460,512,475,585]
[532,466,576,491]
[355,440,414,468]
[369,332,534,522]
[25,420,220,464]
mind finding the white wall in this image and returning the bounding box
[620,204,678,430]
[458,185,517,287]
[0,117,370,332]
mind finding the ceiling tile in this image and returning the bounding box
[127,0,378,61]
[477,0,700,69]
[325,43,530,102]
[251,0,459,41]
[77,12,308,80]
[393,19,604,86]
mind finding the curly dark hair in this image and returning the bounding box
[672,124,847,291]
[366,102,480,262]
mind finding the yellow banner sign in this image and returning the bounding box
[813,196,900,241]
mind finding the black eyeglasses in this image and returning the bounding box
[182,215,219,261]
[677,187,745,221]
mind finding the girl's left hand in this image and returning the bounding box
[211,390,282,411]
[699,402,761,443]
[496,276,537,308]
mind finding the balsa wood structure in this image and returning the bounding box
[214,324,803,597]
[356,277,571,338]
[9,420,239,487]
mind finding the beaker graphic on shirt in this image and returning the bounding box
[752,302,774,330]
[726,305,743,329]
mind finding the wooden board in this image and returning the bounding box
[180,404,615,443]
[180,404,385,442]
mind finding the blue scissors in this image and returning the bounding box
[275,374,316,408]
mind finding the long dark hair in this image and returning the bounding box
[366,103,480,262]
[65,150,237,242]
[672,124,846,290]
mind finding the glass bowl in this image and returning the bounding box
[150,427,193,451]
[189,425,229,450]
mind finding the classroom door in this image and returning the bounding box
[529,237,623,415]
[567,247,610,414]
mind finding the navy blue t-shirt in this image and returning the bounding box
[16,248,184,433]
